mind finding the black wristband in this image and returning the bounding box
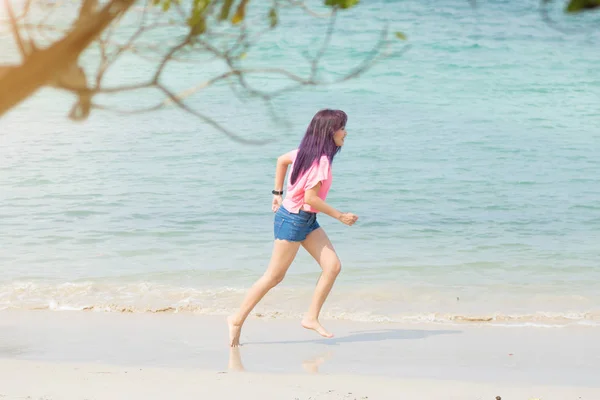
[272,190,283,195]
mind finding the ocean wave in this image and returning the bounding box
[1,280,599,328]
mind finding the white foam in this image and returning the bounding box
[1,280,599,328]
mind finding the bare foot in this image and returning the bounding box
[301,317,334,338]
[228,315,242,347]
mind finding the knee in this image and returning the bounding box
[264,272,286,287]
[325,259,341,277]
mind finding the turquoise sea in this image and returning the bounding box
[1,1,599,326]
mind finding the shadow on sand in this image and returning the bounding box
[243,328,462,346]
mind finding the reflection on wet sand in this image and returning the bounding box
[301,351,333,374]
[228,346,245,372]
[228,346,333,374]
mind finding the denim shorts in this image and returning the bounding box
[274,205,320,242]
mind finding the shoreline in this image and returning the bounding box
[1,291,599,328]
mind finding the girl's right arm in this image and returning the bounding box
[272,152,294,212]
[274,152,294,193]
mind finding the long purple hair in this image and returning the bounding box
[290,109,347,185]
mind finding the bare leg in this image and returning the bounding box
[300,227,341,338]
[228,239,301,346]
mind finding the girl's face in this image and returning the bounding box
[333,126,347,147]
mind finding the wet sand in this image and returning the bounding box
[0,310,599,399]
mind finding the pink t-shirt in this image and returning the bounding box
[281,149,332,214]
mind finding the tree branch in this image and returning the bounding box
[309,7,337,80]
[538,0,580,34]
[0,0,137,118]
[91,101,164,114]
[0,0,410,144]
[157,83,273,145]
[4,0,28,57]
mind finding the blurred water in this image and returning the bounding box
[1,1,599,326]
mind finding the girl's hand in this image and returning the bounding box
[338,212,358,226]
[272,195,282,212]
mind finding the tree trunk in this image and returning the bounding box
[0,0,136,118]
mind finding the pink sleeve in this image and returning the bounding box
[303,156,330,191]
[283,149,298,162]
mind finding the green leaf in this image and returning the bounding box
[324,0,359,9]
[565,0,600,12]
[187,0,210,34]
[268,7,278,28]
[190,19,206,35]
[162,0,170,12]
[394,31,407,40]
[231,0,248,24]
[187,8,206,36]
[219,0,234,21]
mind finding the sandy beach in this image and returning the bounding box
[2,357,600,400]
[0,310,599,399]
